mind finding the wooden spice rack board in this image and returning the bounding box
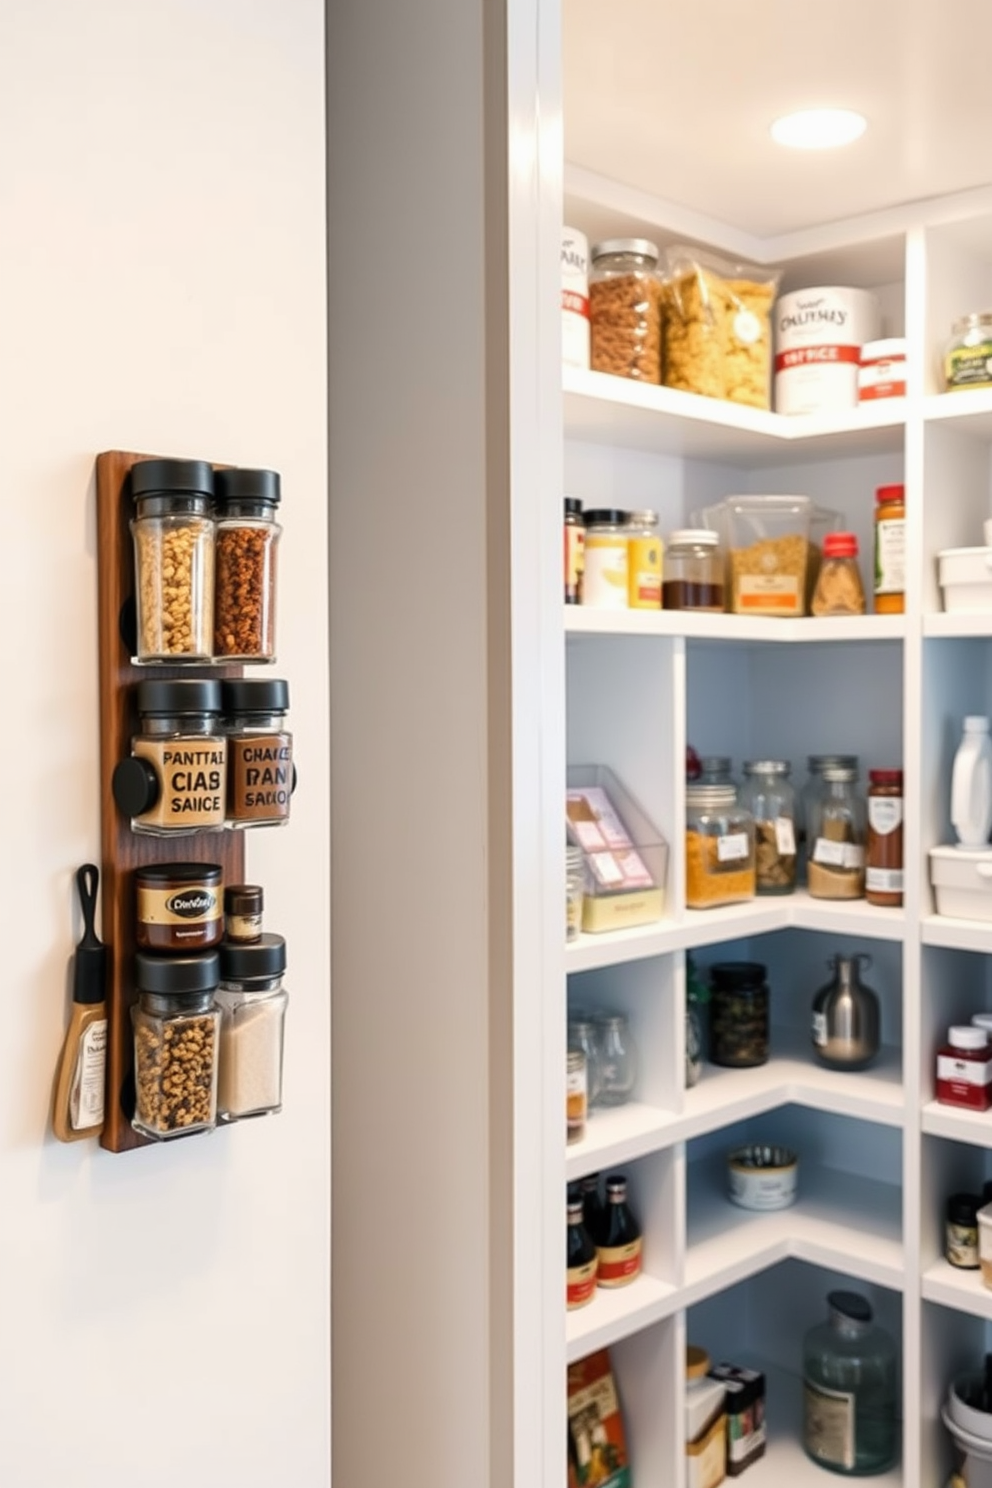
[96,450,244,1153]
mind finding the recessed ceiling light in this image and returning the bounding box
[771,108,867,150]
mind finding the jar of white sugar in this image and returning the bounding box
[216,934,288,1122]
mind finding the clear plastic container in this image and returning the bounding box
[566,764,668,931]
[132,951,221,1139]
[213,467,282,661]
[739,760,797,895]
[589,238,663,384]
[807,764,866,900]
[725,494,813,617]
[662,529,725,612]
[592,1011,636,1106]
[685,783,756,909]
[216,934,288,1122]
[130,458,215,662]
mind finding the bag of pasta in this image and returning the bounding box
[663,245,781,410]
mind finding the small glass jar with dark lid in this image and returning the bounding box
[130,458,215,662]
[709,962,769,1068]
[216,934,289,1121]
[112,679,227,835]
[135,863,224,951]
[213,467,282,661]
[224,884,264,943]
[132,951,221,1139]
[221,678,293,828]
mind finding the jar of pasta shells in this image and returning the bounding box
[130,458,215,662]
[685,783,756,910]
[739,760,797,895]
[589,239,663,384]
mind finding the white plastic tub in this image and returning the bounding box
[939,547,992,613]
[931,845,992,920]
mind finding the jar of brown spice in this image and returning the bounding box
[866,769,903,907]
[222,678,294,828]
[214,468,282,661]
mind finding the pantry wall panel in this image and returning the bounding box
[923,217,992,397]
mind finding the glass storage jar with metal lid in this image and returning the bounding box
[807,764,866,900]
[685,783,756,909]
[216,933,288,1122]
[112,679,226,834]
[582,509,629,609]
[592,1010,637,1106]
[709,961,769,1067]
[739,760,797,895]
[567,1016,602,1107]
[661,529,725,612]
[589,238,663,384]
[132,951,221,1139]
[213,467,282,661]
[221,678,293,827]
[697,756,735,787]
[944,311,992,391]
[130,457,215,662]
[799,754,858,845]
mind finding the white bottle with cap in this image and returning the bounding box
[951,716,992,848]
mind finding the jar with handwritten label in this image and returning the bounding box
[112,679,226,835]
[685,784,756,909]
[807,765,866,900]
[222,678,293,828]
[739,760,797,895]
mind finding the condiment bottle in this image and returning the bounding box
[626,509,662,609]
[216,934,288,1122]
[213,467,282,660]
[566,1185,597,1310]
[873,484,905,614]
[564,497,584,604]
[53,865,107,1143]
[112,679,226,835]
[866,769,904,906]
[132,952,221,1139]
[221,678,294,828]
[947,1193,981,1270]
[811,532,866,617]
[937,1026,992,1111]
[130,458,216,661]
[945,312,992,391]
[582,509,629,609]
[224,884,264,943]
[590,1174,642,1288]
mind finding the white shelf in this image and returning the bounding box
[563,366,905,463]
[922,1258,992,1320]
[922,914,992,953]
[685,1161,904,1306]
[922,1100,992,1149]
[566,919,681,973]
[566,1271,678,1362]
[566,607,906,645]
[923,612,992,638]
[566,1101,680,1181]
[924,387,992,438]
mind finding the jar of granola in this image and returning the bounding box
[589,239,663,384]
[130,458,215,662]
[132,951,221,1140]
[685,784,756,910]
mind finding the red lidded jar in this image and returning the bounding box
[937,1026,992,1111]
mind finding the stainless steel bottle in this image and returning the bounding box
[811,953,880,1070]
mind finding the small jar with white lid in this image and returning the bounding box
[582,509,629,609]
[589,238,663,384]
[662,530,725,612]
[945,312,992,391]
[216,934,289,1122]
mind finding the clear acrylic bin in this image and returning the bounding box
[566,764,668,932]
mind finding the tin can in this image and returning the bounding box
[774,286,880,414]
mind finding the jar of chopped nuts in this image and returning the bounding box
[132,952,221,1139]
[130,458,216,661]
[589,238,663,384]
[214,467,282,661]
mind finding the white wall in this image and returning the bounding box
[0,4,329,1485]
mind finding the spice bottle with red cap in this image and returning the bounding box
[811,532,866,617]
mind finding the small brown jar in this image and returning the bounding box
[225,885,263,943]
[866,769,903,907]
[135,863,223,951]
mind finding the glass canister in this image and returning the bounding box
[709,961,769,1068]
[592,1012,636,1106]
[803,1291,898,1475]
[739,760,797,895]
[661,529,725,612]
[130,457,215,661]
[944,311,992,391]
[685,783,756,909]
[589,238,663,384]
[582,509,629,609]
[132,951,221,1139]
[697,756,735,788]
[800,755,859,851]
[626,509,663,609]
[111,679,226,835]
[221,678,293,828]
[807,764,866,900]
[213,467,282,660]
[216,934,288,1122]
[568,1017,602,1108]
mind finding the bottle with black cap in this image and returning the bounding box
[53,865,108,1142]
[112,678,226,834]
[222,678,293,827]
[129,457,216,662]
[214,467,282,661]
[216,933,288,1120]
[132,951,221,1139]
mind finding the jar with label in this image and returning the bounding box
[135,863,224,951]
[216,934,288,1122]
[222,678,293,828]
[566,1184,597,1310]
[811,532,866,617]
[800,755,859,855]
[213,467,282,661]
[582,509,629,608]
[589,1174,642,1287]
[807,765,866,900]
[564,498,584,604]
[112,679,226,835]
[568,1017,602,1108]
[566,1048,587,1144]
[224,884,264,943]
[685,784,756,910]
[132,951,221,1139]
[947,1192,981,1270]
[627,509,662,609]
[589,238,663,384]
[937,1026,992,1111]
[945,312,992,391]
[561,227,590,371]
[662,529,725,612]
[592,1011,636,1106]
[566,844,585,941]
[709,962,769,1068]
[866,769,904,907]
[130,458,215,662]
[739,760,797,895]
[874,484,905,614]
[803,1291,897,1475]
[858,338,907,403]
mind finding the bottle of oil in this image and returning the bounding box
[590,1174,642,1288]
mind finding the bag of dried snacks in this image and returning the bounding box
[663,245,781,409]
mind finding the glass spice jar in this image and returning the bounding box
[135,862,224,952]
[874,484,905,615]
[709,962,769,1068]
[946,1192,981,1270]
[739,760,797,895]
[811,532,866,617]
[213,467,282,661]
[582,509,630,609]
[807,765,866,900]
[224,884,264,943]
[112,679,227,835]
[566,1048,587,1144]
[132,951,221,1139]
[589,238,663,384]
[866,769,904,907]
[130,458,215,662]
[685,783,756,909]
[221,678,293,828]
[662,529,725,612]
[216,934,288,1122]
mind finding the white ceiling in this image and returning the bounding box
[563,0,992,238]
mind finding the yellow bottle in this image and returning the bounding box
[53,865,107,1143]
[627,509,663,609]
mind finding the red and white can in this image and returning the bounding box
[774,286,880,414]
[858,337,907,402]
[561,227,590,371]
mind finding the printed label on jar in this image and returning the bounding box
[567,1259,597,1309]
[859,357,906,401]
[735,574,802,613]
[804,1378,856,1471]
[813,838,865,870]
[71,1019,107,1130]
[874,518,905,595]
[717,833,750,863]
[947,1221,980,1269]
[866,866,904,893]
[812,1010,828,1047]
[133,739,227,829]
[868,797,903,833]
[775,817,796,855]
[596,1239,642,1287]
[627,536,662,609]
[937,1054,992,1086]
[946,342,992,389]
[582,536,629,610]
[137,883,221,927]
[228,734,293,823]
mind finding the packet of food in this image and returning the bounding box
[663,245,781,409]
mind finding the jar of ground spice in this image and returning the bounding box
[221,678,294,828]
[130,458,215,662]
[213,467,282,661]
[216,934,288,1121]
[132,951,221,1139]
[112,679,226,835]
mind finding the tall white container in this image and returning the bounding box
[774,286,881,414]
[951,716,992,848]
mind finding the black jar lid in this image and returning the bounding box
[583,509,628,527]
[948,1192,981,1225]
[214,467,281,507]
[136,678,223,716]
[135,950,220,994]
[136,863,223,886]
[225,884,263,916]
[565,497,583,517]
[221,678,289,714]
[220,933,286,980]
[131,458,214,499]
[828,1290,872,1325]
[710,961,768,990]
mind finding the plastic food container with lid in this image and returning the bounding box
[582,509,629,609]
[132,951,221,1140]
[724,494,814,617]
[939,546,992,613]
[589,238,663,384]
[662,529,725,612]
[112,678,226,835]
[930,845,992,921]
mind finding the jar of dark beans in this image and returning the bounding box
[709,961,769,1067]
